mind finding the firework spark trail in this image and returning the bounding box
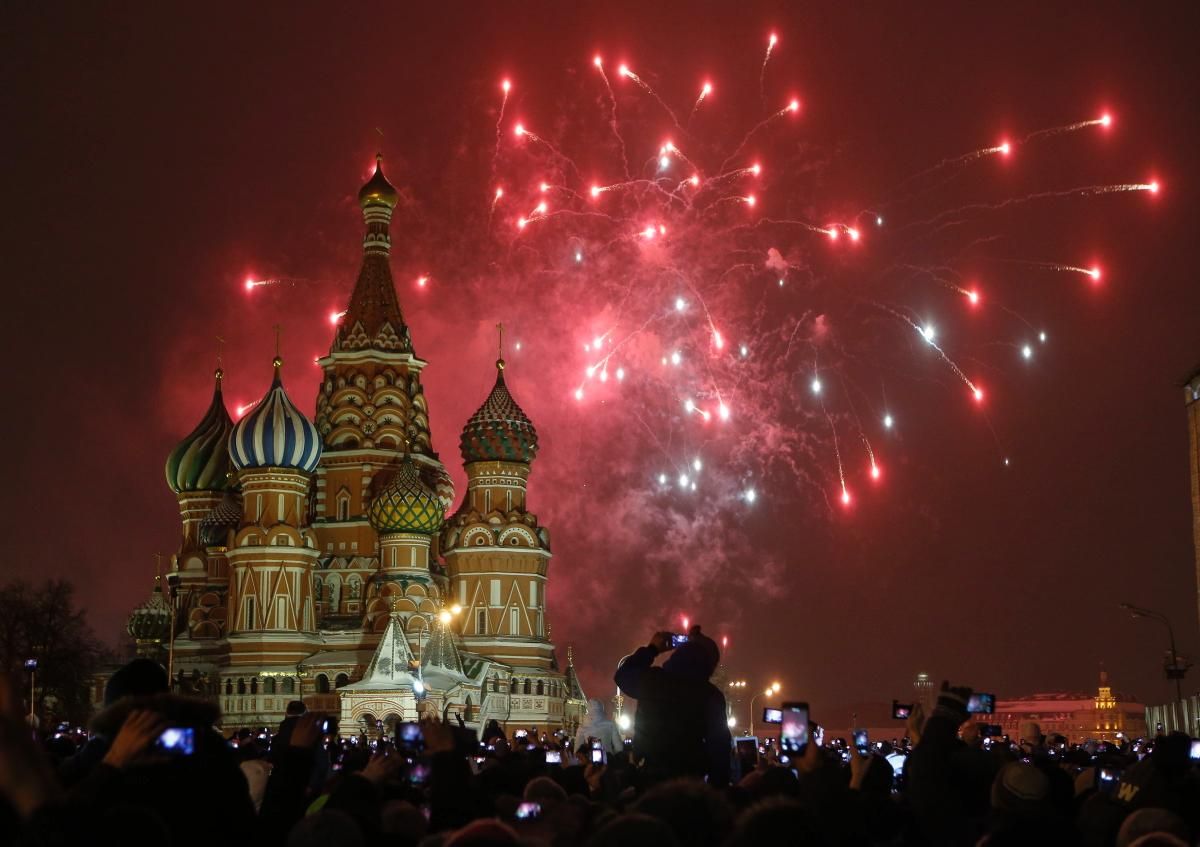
[1019,114,1111,143]
[492,80,511,187]
[900,182,1158,234]
[688,82,713,128]
[720,99,800,172]
[1001,260,1102,281]
[513,123,583,182]
[617,63,685,134]
[875,303,984,400]
[759,32,777,113]
[887,142,1011,200]
[594,57,630,179]
[836,370,879,478]
[749,216,837,237]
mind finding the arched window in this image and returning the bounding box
[264,677,277,695]
[523,678,531,695]
[316,674,330,694]
[237,678,246,695]
[282,677,295,695]
[335,673,349,689]
[536,680,544,696]
[336,488,351,521]
[250,678,258,695]
[225,679,233,696]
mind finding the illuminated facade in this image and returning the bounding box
[148,156,585,734]
[971,672,1146,743]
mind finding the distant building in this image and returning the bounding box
[973,672,1145,743]
[914,672,934,716]
[1187,369,1200,634]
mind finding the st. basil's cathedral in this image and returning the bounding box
[123,157,587,735]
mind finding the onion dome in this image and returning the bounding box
[198,488,243,548]
[358,153,399,210]
[165,369,235,493]
[368,458,445,535]
[126,578,172,644]
[460,358,538,464]
[229,358,322,473]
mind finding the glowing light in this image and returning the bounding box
[671,351,682,366]
[682,616,690,630]
[718,402,730,420]
[244,278,255,292]
[328,310,345,325]
[702,82,712,95]
[1148,181,1159,194]
[713,330,724,348]
[769,33,778,47]
[1100,113,1112,127]
[999,141,1012,156]
[847,227,860,241]
[413,679,425,696]
[827,228,839,241]
[967,289,980,305]
[778,278,785,287]
[494,187,504,200]
[973,387,984,402]
[675,296,686,311]
[599,369,608,382]
[592,336,603,348]
[876,215,884,226]
[618,714,631,731]
[515,342,522,351]
[438,610,452,624]
[1022,344,1033,360]
[811,377,822,394]
[1039,331,1048,343]
[517,217,528,229]
[417,275,428,287]
[744,194,757,207]
[535,201,547,214]
[871,464,881,480]
[745,488,757,503]
[693,457,703,472]
[1088,267,1101,281]
[883,414,894,429]
[514,123,526,137]
[451,604,462,616]
[616,367,625,381]
[921,325,936,343]
[573,388,583,401]
[575,251,583,262]
[539,182,550,192]
[678,473,689,488]
[501,79,511,93]
[593,55,603,68]
[658,473,667,485]
[689,175,700,187]
[684,398,695,412]
[589,184,601,198]
[618,64,630,78]
[740,344,749,358]
[659,155,671,169]
[788,98,800,112]
[841,489,851,506]
[750,162,762,176]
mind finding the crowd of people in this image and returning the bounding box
[1,626,1198,846]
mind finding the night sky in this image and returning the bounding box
[4,2,1199,713]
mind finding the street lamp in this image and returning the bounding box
[749,682,781,736]
[1119,602,1187,702]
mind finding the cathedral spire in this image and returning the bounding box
[333,154,412,354]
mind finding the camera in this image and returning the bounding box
[591,746,606,764]
[544,749,562,764]
[514,729,528,739]
[515,801,541,821]
[319,717,337,735]
[23,659,38,672]
[156,727,195,756]
[852,728,869,756]
[1096,766,1121,794]
[762,707,783,724]
[966,693,995,714]
[669,633,689,648]
[892,700,913,720]
[779,702,809,755]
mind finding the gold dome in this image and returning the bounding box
[358,153,399,210]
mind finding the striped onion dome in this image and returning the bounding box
[165,369,235,493]
[368,458,444,535]
[198,488,243,548]
[229,359,322,473]
[126,579,172,643]
[460,359,538,464]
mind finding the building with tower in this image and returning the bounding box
[129,155,585,736]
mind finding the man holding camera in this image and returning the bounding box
[614,624,731,788]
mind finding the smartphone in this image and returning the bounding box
[734,737,759,773]
[515,729,528,739]
[408,761,431,784]
[762,707,783,724]
[966,693,995,715]
[669,633,689,648]
[396,721,423,751]
[156,727,195,756]
[892,700,913,720]
[591,747,606,765]
[852,728,869,756]
[23,659,38,672]
[1096,766,1121,794]
[319,718,335,735]
[779,702,809,756]
[545,749,562,764]
[1189,740,1200,761]
[515,801,541,821]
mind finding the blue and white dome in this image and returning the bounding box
[229,360,322,473]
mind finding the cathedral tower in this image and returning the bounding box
[224,355,323,671]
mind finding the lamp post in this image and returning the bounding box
[749,682,781,737]
[1119,603,1186,702]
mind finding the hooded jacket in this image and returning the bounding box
[574,698,625,755]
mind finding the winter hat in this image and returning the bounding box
[662,625,720,681]
[103,658,168,706]
[1117,808,1190,847]
[991,762,1051,817]
[1018,720,1044,744]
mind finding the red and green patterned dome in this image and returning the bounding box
[368,459,445,535]
[460,360,538,465]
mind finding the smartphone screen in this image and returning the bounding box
[779,702,809,755]
[545,749,562,764]
[762,707,783,724]
[966,693,995,714]
[853,728,869,755]
[1189,740,1200,761]
[591,747,605,764]
[670,633,689,648]
[892,700,912,720]
[734,737,758,772]
[515,801,541,821]
[1096,767,1121,793]
[156,727,195,755]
